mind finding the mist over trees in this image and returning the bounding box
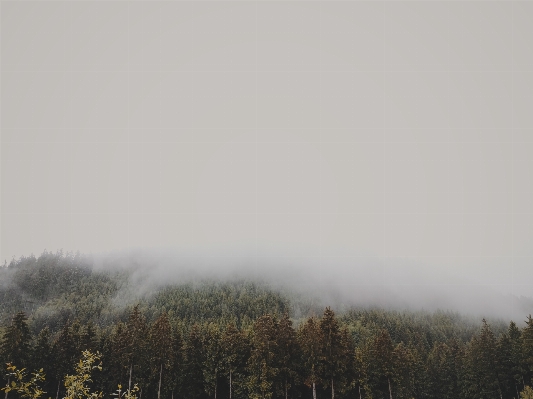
[1,251,533,399]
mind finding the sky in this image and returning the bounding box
[1,1,533,316]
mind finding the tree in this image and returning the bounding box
[1,364,46,399]
[183,324,206,399]
[52,321,78,392]
[126,306,148,392]
[63,350,103,399]
[203,323,223,399]
[275,313,300,399]
[354,342,372,399]
[247,315,279,399]
[522,316,533,387]
[221,323,249,399]
[0,312,32,367]
[426,342,459,399]
[461,319,502,399]
[298,317,322,399]
[371,330,395,399]
[319,308,352,399]
[149,313,172,399]
[520,386,533,399]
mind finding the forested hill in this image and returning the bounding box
[1,251,533,399]
[0,251,295,332]
[0,251,509,336]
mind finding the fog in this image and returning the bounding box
[87,248,533,324]
[2,2,533,321]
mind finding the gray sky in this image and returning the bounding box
[1,1,533,314]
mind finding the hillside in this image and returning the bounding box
[1,251,532,399]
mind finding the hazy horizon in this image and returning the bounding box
[2,1,533,317]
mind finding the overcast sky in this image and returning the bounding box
[1,1,533,313]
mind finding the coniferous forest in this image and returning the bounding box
[1,251,533,399]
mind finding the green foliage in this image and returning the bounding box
[1,312,32,367]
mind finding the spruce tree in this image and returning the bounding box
[183,324,206,399]
[275,313,299,399]
[221,323,249,399]
[247,314,279,399]
[298,317,322,399]
[150,313,172,399]
[0,312,32,367]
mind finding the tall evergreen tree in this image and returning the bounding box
[51,321,77,399]
[462,319,502,399]
[221,323,249,399]
[183,324,206,399]
[319,308,351,399]
[298,317,322,399]
[0,312,32,367]
[247,315,279,399]
[522,316,533,387]
[275,313,300,399]
[203,323,223,399]
[150,313,172,399]
[371,330,395,399]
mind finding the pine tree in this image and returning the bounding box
[275,313,300,399]
[247,314,279,399]
[0,312,32,367]
[183,324,206,399]
[221,323,249,399]
[298,317,322,399]
[426,342,459,399]
[168,328,184,399]
[371,330,395,399]
[509,321,527,394]
[319,308,351,399]
[354,342,372,399]
[31,327,52,394]
[150,313,172,399]
[462,319,502,399]
[203,323,223,399]
[126,306,148,392]
[51,321,77,399]
[522,316,533,387]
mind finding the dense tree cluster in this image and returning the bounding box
[2,308,533,399]
[2,252,533,399]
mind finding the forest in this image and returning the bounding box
[1,251,533,399]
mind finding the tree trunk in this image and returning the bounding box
[129,364,133,392]
[359,384,362,399]
[516,384,520,399]
[312,381,316,399]
[139,388,142,399]
[214,374,217,399]
[388,377,393,399]
[285,379,288,399]
[4,377,9,399]
[229,370,232,399]
[56,380,61,399]
[331,378,334,399]
[158,363,162,399]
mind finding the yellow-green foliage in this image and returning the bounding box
[521,386,533,399]
[2,350,139,399]
[1,364,47,399]
[111,384,139,399]
[63,350,103,399]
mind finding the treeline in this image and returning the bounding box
[2,308,533,399]
[0,251,293,332]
